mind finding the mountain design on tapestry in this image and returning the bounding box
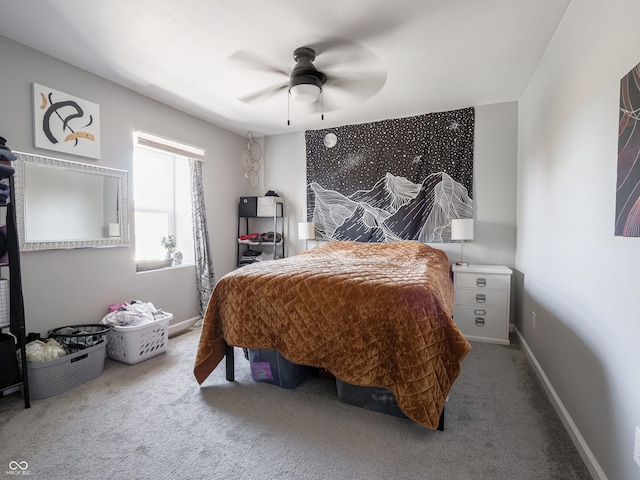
[309,171,472,243]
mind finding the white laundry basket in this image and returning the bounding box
[106,313,172,365]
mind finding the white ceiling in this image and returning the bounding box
[0,0,570,137]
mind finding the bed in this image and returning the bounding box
[194,240,471,430]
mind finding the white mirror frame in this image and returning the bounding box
[14,151,129,251]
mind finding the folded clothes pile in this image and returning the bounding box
[0,137,16,204]
[239,249,261,266]
[239,249,282,265]
[0,179,9,205]
[238,231,282,243]
[100,300,166,327]
[258,231,282,243]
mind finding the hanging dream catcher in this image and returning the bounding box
[241,131,261,189]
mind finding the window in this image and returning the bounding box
[133,132,202,270]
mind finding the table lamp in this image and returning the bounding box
[451,218,474,266]
[298,222,315,240]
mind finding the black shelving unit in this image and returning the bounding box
[237,197,285,268]
[0,175,30,408]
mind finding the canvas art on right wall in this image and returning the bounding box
[616,63,640,237]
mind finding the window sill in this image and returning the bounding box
[136,259,194,273]
[136,258,173,272]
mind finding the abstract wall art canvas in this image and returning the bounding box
[617,65,640,237]
[305,107,474,243]
[33,83,101,159]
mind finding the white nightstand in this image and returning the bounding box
[451,264,512,345]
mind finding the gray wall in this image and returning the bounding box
[517,1,640,479]
[0,35,248,335]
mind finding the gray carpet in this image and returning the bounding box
[0,328,591,480]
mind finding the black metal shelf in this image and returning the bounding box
[237,199,285,268]
[0,175,30,408]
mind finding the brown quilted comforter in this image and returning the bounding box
[194,240,471,429]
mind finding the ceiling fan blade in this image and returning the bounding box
[228,49,289,77]
[325,70,387,100]
[310,15,408,57]
[238,83,288,104]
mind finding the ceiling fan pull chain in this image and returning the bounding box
[287,92,290,126]
[321,90,324,121]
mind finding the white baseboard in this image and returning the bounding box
[168,316,200,336]
[514,327,607,480]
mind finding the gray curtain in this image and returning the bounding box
[189,158,215,324]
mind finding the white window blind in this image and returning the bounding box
[134,131,205,160]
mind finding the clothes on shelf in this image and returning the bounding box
[0,137,16,204]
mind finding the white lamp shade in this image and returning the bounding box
[298,222,316,240]
[451,218,474,241]
[290,84,321,104]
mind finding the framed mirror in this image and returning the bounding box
[14,152,129,251]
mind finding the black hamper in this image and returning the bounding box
[0,332,19,389]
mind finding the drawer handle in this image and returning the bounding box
[474,309,486,315]
[475,317,485,326]
[476,278,487,287]
[475,294,486,303]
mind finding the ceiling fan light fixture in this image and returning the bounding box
[289,83,322,104]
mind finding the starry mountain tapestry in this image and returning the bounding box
[305,107,474,243]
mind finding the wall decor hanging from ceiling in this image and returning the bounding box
[240,131,261,189]
[33,83,101,160]
[616,63,640,237]
[305,107,474,243]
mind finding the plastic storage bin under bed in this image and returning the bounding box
[335,379,408,419]
[248,348,312,389]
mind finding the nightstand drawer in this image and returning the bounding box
[453,305,508,342]
[455,272,510,291]
[454,289,509,307]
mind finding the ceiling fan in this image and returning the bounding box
[287,47,327,104]
[229,41,387,119]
